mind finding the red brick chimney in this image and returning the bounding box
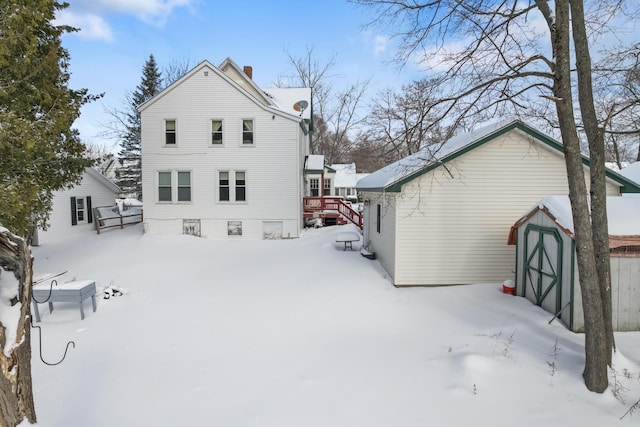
[243,66,253,80]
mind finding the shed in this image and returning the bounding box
[508,196,640,332]
[32,168,121,246]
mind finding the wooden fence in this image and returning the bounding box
[93,206,143,234]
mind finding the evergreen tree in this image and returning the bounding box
[0,1,98,238]
[116,54,162,200]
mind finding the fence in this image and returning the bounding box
[93,206,143,234]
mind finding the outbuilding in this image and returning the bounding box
[508,196,640,332]
[356,120,640,286]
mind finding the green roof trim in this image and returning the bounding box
[365,120,640,194]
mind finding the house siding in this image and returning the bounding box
[141,63,306,239]
[35,170,118,245]
[391,129,620,286]
[361,191,397,281]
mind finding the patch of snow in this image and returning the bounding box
[534,196,640,236]
[0,267,23,357]
[27,223,640,426]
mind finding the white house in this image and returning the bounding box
[330,163,368,201]
[508,196,640,332]
[305,155,335,197]
[32,168,121,246]
[139,58,311,239]
[356,120,640,287]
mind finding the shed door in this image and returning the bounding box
[522,225,563,317]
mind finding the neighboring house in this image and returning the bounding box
[305,155,335,197]
[330,163,368,201]
[508,196,640,332]
[357,120,640,287]
[32,168,121,246]
[139,58,311,239]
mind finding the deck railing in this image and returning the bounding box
[303,197,363,228]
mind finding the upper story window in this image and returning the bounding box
[211,120,223,145]
[165,120,176,145]
[242,119,254,145]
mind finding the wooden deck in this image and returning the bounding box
[303,197,363,228]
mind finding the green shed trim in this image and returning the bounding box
[362,121,640,194]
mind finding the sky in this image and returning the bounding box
[2,222,637,425]
[55,0,423,153]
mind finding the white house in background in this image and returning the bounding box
[32,168,121,246]
[304,155,335,197]
[356,120,640,287]
[508,196,640,332]
[139,58,311,239]
[330,163,368,201]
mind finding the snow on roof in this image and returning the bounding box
[331,163,357,188]
[264,87,312,120]
[620,162,640,185]
[528,196,640,236]
[306,155,325,171]
[357,119,518,190]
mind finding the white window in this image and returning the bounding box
[211,119,223,145]
[310,178,319,197]
[324,178,331,196]
[165,119,176,145]
[158,171,172,202]
[218,170,247,202]
[158,170,191,203]
[177,171,191,202]
[242,119,254,145]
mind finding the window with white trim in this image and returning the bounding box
[310,178,319,197]
[158,170,192,203]
[242,119,254,145]
[177,171,191,202]
[165,120,176,145]
[158,172,172,202]
[218,170,247,202]
[211,119,223,145]
[324,178,331,196]
[235,171,246,201]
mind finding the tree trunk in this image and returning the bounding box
[0,230,37,426]
[569,0,615,365]
[551,0,609,393]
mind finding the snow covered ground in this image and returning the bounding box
[28,224,640,426]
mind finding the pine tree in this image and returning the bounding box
[0,1,97,239]
[116,55,162,200]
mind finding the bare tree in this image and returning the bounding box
[163,59,192,88]
[594,43,640,164]
[353,0,637,392]
[278,47,369,163]
[366,79,459,160]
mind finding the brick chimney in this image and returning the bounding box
[243,65,253,80]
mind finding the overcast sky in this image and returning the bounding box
[55,0,424,151]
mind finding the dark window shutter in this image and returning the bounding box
[87,196,93,223]
[70,197,77,225]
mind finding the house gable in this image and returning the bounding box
[358,120,640,194]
